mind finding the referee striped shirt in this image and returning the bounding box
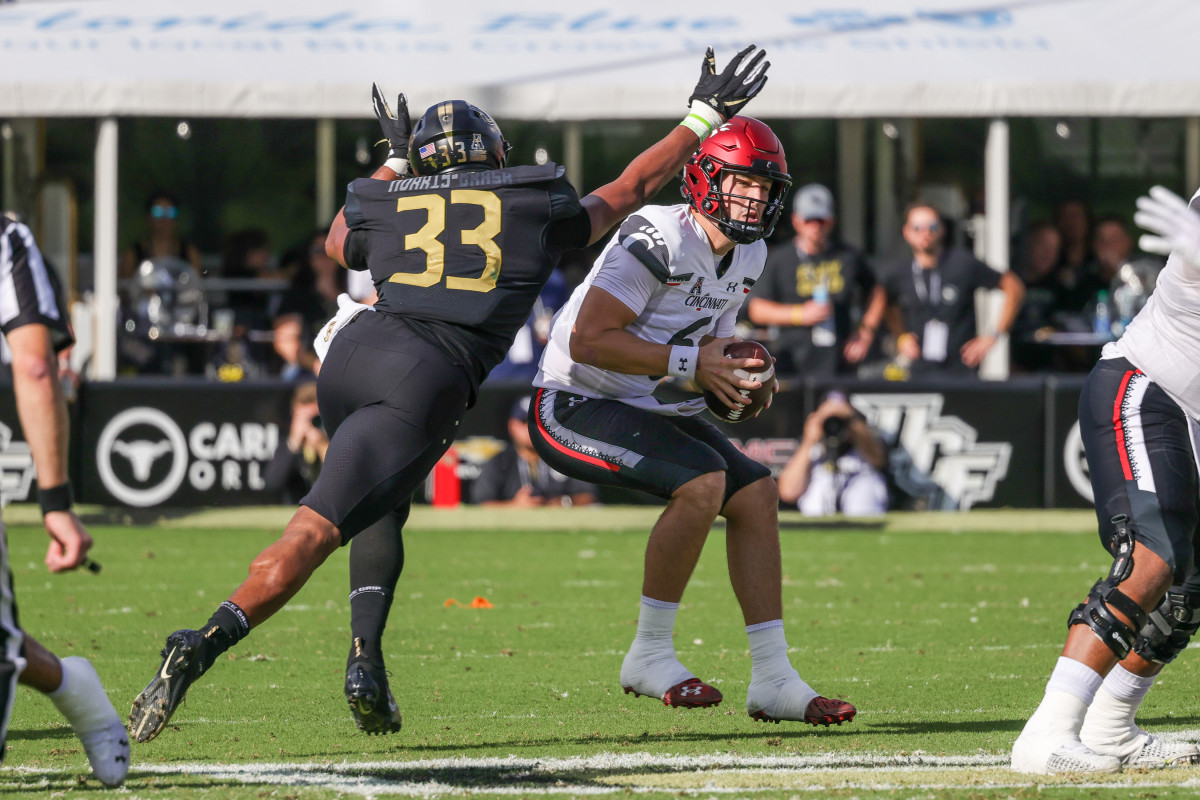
[0,213,71,352]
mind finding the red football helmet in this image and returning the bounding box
[681,117,791,244]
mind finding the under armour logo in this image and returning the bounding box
[677,356,689,373]
[567,396,586,407]
[726,281,739,293]
[680,685,702,696]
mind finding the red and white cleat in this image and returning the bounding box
[624,677,723,708]
[751,695,856,726]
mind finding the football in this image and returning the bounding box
[704,340,775,424]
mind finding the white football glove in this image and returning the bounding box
[1134,184,1200,268]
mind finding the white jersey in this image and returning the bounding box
[1112,186,1200,419]
[535,204,766,415]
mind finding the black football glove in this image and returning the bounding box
[371,83,411,162]
[688,45,769,120]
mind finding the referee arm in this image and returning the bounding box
[7,321,93,572]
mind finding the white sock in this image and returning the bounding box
[1044,656,1105,705]
[746,621,816,716]
[1099,664,1156,703]
[48,657,118,734]
[619,597,692,696]
[1080,666,1157,754]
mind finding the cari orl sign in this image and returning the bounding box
[96,406,278,507]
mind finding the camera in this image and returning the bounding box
[821,414,853,457]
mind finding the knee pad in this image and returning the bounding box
[1133,591,1200,664]
[1067,514,1148,659]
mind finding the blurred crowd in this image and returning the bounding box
[115,185,1163,516]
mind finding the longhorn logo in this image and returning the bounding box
[97,407,188,507]
[111,440,174,482]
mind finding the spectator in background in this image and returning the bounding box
[470,396,596,507]
[485,269,568,385]
[221,228,279,329]
[264,381,328,504]
[272,230,346,380]
[747,184,885,376]
[119,190,201,280]
[1053,199,1095,314]
[881,203,1024,375]
[777,391,888,517]
[1087,216,1135,291]
[1012,221,1064,372]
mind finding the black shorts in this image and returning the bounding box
[1080,357,1200,589]
[302,312,471,541]
[528,388,770,504]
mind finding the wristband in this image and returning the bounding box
[38,482,73,515]
[667,345,700,378]
[678,101,723,140]
[383,157,409,175]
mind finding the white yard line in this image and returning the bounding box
[8,751,1200,797]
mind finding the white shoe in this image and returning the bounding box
[50,657,130,787]
[1011,734,1122,775]
[1084,727,1200,769]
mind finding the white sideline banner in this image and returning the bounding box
[1,0,1199,119]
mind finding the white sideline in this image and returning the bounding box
[8,750,1200,796]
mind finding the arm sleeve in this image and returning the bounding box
[342,229,370,272]
[589,243,661,316]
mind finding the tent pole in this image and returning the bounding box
[92,117,118,380]
[316,118,336,228]
[564,121,582,194]
[1187,118,1200,193]
[837,118,866,250]
[980,117,1010,381]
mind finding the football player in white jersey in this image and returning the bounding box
[1011,185,1200,774]
[530,118,856,727]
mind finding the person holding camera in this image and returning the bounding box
[777,392,888,516]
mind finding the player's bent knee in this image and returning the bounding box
[1133,591,1200,664]
[1067,514,1149,659]
[674,471,725,514]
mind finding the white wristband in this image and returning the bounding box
[667,345,700,378]
[383,157,410,175]
[678,101,724,140]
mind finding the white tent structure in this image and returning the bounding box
[3,0,1200,377]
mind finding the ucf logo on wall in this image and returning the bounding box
[0,421,35,507]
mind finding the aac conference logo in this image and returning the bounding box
[97,407,189,507]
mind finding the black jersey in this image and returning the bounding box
[341,164,588,387]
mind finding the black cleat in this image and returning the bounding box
[129,629,207,743]
[345,661,403,735]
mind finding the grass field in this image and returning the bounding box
[3,506,1200,799]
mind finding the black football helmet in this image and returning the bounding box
[407,100,511,176]
[681,116,791,244]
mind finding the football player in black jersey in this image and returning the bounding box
[130,45,772,742]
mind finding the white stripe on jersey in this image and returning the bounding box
[0,217,61,327]
[535,204,765,416]
[1116,186,1200,420]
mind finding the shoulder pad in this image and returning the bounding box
[617,208,683,284]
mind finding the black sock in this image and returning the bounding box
[199,600,250,670]
[347,505,408,669]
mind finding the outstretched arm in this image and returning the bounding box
[581,45,770,246]
[327,85,413,266]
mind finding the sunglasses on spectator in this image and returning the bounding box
[150,205,178,219]
[908,222,940,233]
